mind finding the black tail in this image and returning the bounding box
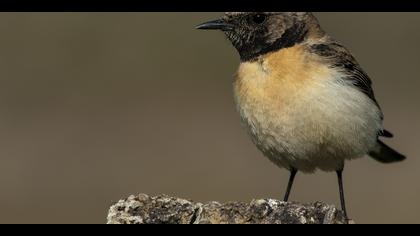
[369,140,406,163]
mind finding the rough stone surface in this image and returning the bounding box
[107,194,348,224]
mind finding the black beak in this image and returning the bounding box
[196,19,233,31]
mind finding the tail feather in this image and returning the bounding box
[379,129,394,138]
[369,140,406,163]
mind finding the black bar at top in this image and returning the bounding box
[0,0,418,12]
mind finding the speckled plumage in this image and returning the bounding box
[201,12,405,172]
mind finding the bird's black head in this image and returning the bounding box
[197,12,321,62]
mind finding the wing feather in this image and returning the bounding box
[309,40,392,138]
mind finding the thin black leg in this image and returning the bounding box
[283,168,297,202]
[336,169,349,220]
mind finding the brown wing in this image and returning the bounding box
[309,41,393,138]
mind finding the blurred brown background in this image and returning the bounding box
[0,12,418,224]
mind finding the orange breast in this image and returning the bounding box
[234,44,331,112]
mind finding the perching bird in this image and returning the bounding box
[196,12,405,220]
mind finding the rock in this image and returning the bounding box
[107,194,348,224]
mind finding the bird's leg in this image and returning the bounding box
[336,168,349,221]
[283,168,297,202]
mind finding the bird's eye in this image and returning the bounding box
[252,14,267,24]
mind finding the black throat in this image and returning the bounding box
[238,23,308,62]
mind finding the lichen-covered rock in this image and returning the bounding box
[107,194,348,224]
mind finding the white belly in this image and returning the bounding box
[234,68,382,173]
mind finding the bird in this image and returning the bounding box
[196,12,405,220]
